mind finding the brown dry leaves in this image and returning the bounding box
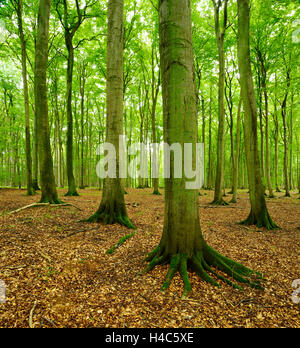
[0,188,299,328]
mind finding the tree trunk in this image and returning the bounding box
[281,69,291,197]
[143,0,262,298]
[230,95,242,203]
[207,84,213,190]
[79,63,86,189]
[16,0,34,196]
[151,45,161,195]
[87,0,133,229]
[65,39,79,196]
[273,75,280,192]
[212,0,228,205]
[35,0,60,204]
[289,91,294,190]
[237,0,278,229]
[258,53,274,198]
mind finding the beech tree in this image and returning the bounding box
[86,0,133,228]
[211,0,229,205]
[237,0,278,229]
[35,0,61,204]
[142,0,262,298]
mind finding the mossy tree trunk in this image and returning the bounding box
[35,0,61,204]
[143,0,262,298]
[237,0,278,230]
[87,0,133,229]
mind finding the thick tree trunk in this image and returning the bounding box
[143,0,262,297]
[35,0,61,204]
[87,0,133,228]
[237,0,278,229]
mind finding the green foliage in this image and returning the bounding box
[0,0,298,192]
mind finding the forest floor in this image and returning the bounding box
[0,188,299,328]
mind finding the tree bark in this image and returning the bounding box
[87,0,133,229]
[237,0,278,229]
[16,0,34,196]
[257,50,274,198]
[230,95,242,203]
[35,0,61,204]
[281,68,291,197]
[143,0,262,297]
[151,45,161,195]
[211,0,229,205]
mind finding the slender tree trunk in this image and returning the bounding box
[16,0,34,196]
[258,54,274,198]
[64,40,79,196]
[151,46,161,195]
[237,0,278,229]
[207,84,213,190]
[212,0,228,205]
[79,64,86,189]
[289,91,294,190]
[32,105,40,190]
[273,75,280,192]
[281,69,291,197]
[35,0,61,204]
[230,95,242,203]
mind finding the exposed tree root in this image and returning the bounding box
[239,209,279,230]
[153,190,162,196]
[64,191,80,197]
[106,232,136,254]
[141,244,263,298]
[8,202,81,215]
[29,300,39,328]
[85,204,135,229]
[211,199,230,206]
[26,187,35,196]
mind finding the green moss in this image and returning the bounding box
[153,190,162,196]
[142,243,264,297]
[106,232,136,255]
[240,208,280,230]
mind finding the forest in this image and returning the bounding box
[0,0,299,329]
